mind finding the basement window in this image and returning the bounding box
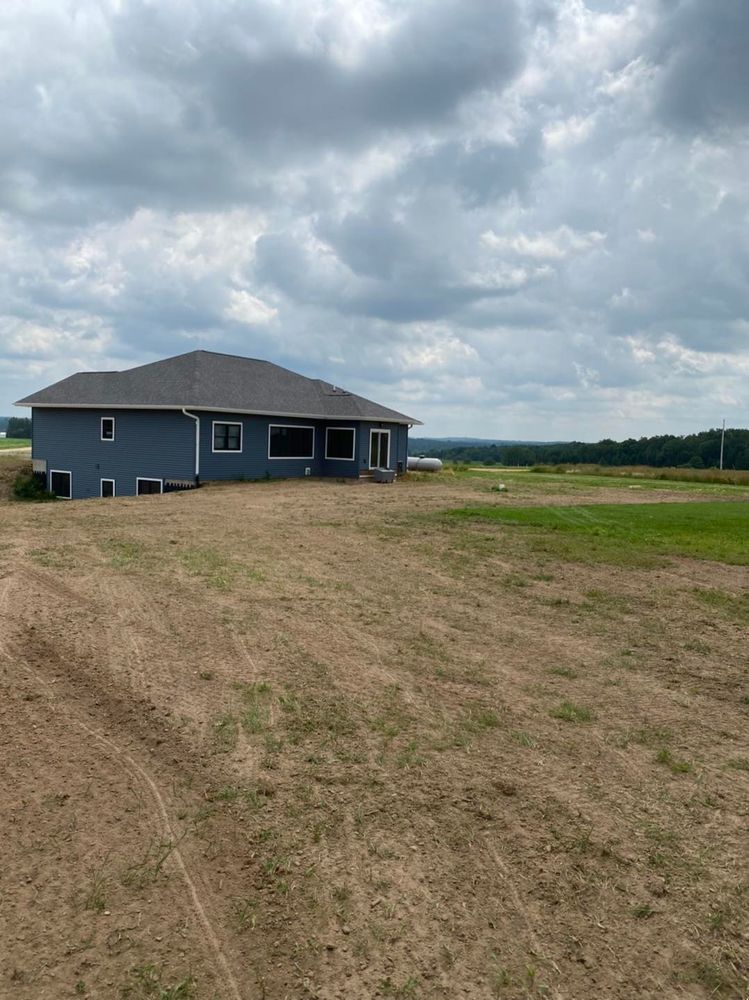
[49,470,72,499]
[325,426,356,461]
[213,421,242,452]
[136,478,163,495]
[101,417,115,441]
[268,424,314,459]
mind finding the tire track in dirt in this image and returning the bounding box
[2,564,245,1000]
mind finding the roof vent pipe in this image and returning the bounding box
[182,408,200,482]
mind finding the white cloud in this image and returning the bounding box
[1,0,748,440]
[224,289,278,326]
[482,226,606,259]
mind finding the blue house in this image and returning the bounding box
[15,350,421,499]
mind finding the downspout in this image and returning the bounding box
[182,408,200,485]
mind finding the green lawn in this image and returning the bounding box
[445,500,749,566]
[0,438,30,449]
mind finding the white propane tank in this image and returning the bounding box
[407,456,443,472]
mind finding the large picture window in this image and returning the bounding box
[325,427,356,461]
[213,421,242,452]
[268,424,315,459]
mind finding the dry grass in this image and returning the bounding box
[1,473,747,999]
[529,462,749,486]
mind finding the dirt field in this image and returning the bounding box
[1,464,747,999]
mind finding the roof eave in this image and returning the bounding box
[16,401,422,425]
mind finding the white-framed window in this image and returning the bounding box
[100,478,115,498]
[101,417,115,441]
[369,428,391,469]
[136,477,163,496]
[212,421,242,452]
[268,424,315,460]
[325,426,356,461]
[49,469,72,499]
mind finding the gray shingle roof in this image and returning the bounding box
[15,350,421,425]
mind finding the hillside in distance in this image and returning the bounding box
[409,428,749,470]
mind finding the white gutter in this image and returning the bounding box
[181,408,200,479]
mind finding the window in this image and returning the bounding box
[101,417,115,441]
[49,470,72,499]
[268,424,314,459]
[100,479,115,498]
[325,426,356,461]
[369,429,391,469]
[212,421,242,452]
[136,478,163,495]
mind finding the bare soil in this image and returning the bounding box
[0,473,747,999]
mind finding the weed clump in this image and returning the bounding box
[551,701,594,723]
[12,472,56,502]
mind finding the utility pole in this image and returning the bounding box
[719,418,725,471]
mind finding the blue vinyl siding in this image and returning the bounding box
[32,408,195,499]
[199,413,324,480]
[32,407,411,499]
[356,422,408,475]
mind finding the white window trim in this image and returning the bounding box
[100,416,115,442]
[100,478,116,498]
[136,477,163,495]
[325,426,356,461]
[211,419,243,453]
[268,423,315,460]
[49,469,72,499]
[369,428,391,470]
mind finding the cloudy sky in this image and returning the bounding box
[2,0,747,438]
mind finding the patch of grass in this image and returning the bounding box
[379,976,420,998]
[29,546,77,569]
[692,587,749,626]
[198,670,214,681]
[434,706,501,750]
[687,959,736,996]
[630,726,673,747]
[235,681,272,734]
[0,438,31,449]
[215,785,241,802]
[83,863,109,913]
[655,748,693,774]
[444,501,749,566]
[121,964,194,999]
[232,897,258,932]
[280,687,357,741]
[726,757,749,771]
[632,903,654,919]
[510,730,538,748]
[462,708,501,733]
[104,539,146,569]
[708,906,731,932]
[179,547,264,589]
[549,666,577,679]
[396,740,426,769]
[122,837,180,889]
[212,713,239,752]
[550,701,594,723]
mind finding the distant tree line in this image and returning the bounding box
[415,428,749,470]
[5,417,31,438]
